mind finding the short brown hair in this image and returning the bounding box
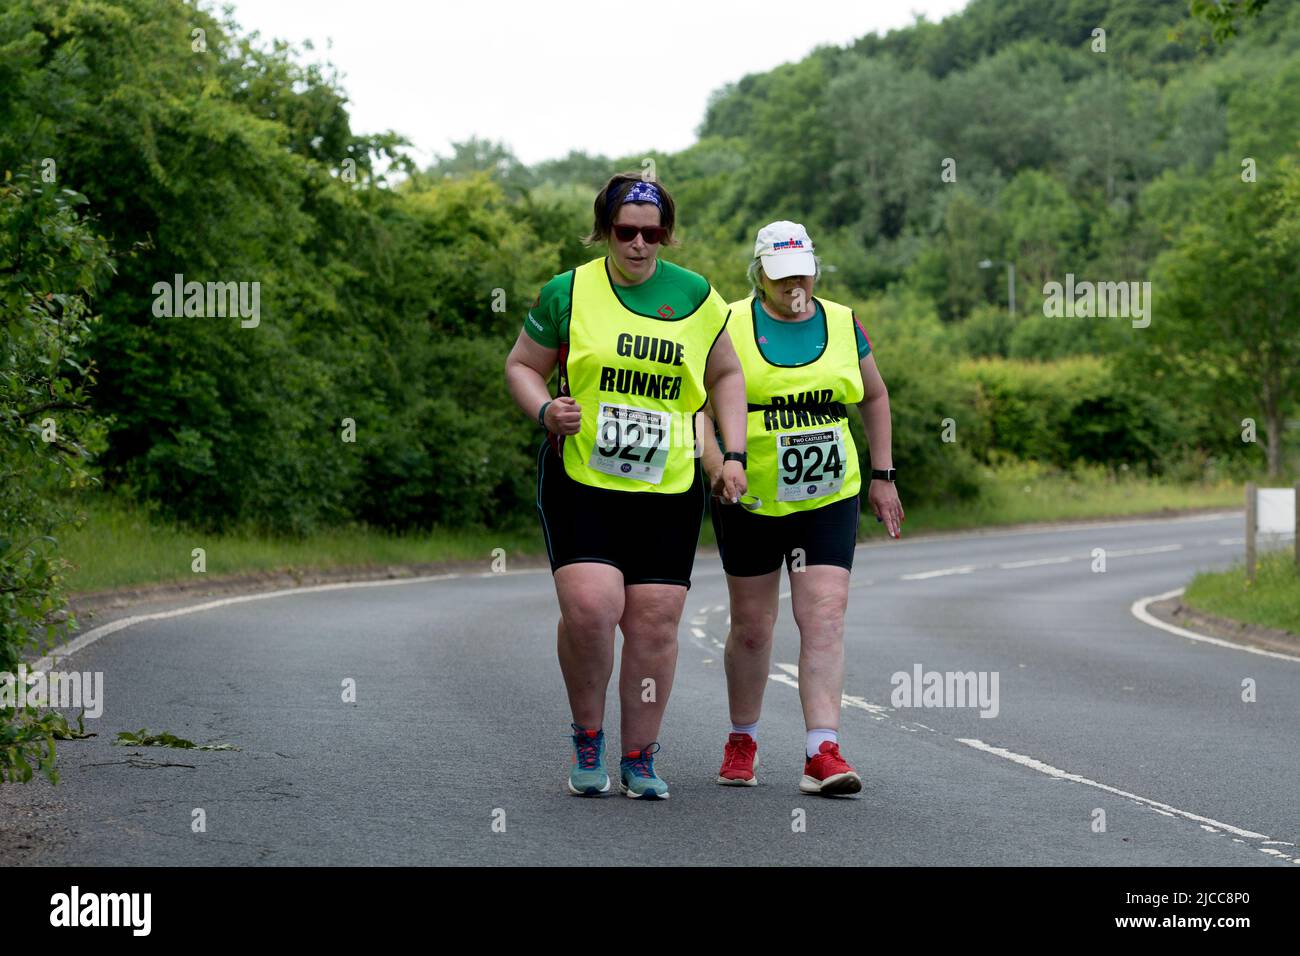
[583,171,678,246]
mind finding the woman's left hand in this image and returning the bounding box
[869,479,904,539]
[720,460,747,503]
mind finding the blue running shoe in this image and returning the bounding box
[620,742,669,800]
[568,724,610,796]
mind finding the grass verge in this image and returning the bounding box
[61,498,538,594]
[857,461,1239,537]
[1183,551,1300,636]
[62,463,1241,595]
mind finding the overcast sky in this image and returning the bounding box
[222,0,970,167]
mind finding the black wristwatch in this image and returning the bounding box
[870,468,897,482]
[723,451,747,469]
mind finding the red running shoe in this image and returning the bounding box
[716,732,758,786]
[800,741,861,795]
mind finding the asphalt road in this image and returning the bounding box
[6,510,1298,866]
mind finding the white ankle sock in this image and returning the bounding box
[731,721,758,742]
[806,728,837,758]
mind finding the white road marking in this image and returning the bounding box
[772,663,890,720]
[841,693,891,720]
[900,566,976,580]
[768,673,801,692]
[690,627,707,639]
[896,539,1202,583]
[849,510,1238,552]
[34,573,465,671]
[1107,544,1183,558]
[998,556,1074,569]
[957,738,1298,863]
[767,640,1297,862]
[1217,537,1245,545]
[1130,589,1300,664]
[1260,848,1300,862]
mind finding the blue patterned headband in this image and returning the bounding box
[606,180,663,219]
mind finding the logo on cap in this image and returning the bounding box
[773,238,805,251]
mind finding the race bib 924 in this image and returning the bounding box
[775,428,845,502]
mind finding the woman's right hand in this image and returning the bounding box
[544,396,582,435]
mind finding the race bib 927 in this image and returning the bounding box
[588,402,670,484]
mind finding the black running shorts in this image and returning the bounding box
[710,494,860,577]
[535,439,707,588]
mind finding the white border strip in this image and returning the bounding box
[853,510,1239,551]
[33,573,470,671]
[1130,588,1300,664]
[900,565,976,580]
[957,739,1300,859]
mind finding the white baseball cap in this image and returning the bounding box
[754,221,816,279]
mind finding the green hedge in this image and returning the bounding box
[957,356,1179,470]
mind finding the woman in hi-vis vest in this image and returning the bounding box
[505,173,747,800]
[697,221,904,796]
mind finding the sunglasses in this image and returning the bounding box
[612,224,668,244]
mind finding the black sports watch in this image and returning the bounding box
[723,451,747,469]
[870,468,897,482]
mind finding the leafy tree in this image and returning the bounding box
[908,189,1006,322]
[999,170,1086,304]
[531,152,614,190]
[957,305,1018,358]
[829,57,942,242]
[1125,157,1300,475]
[1187,0,1271,42]
[423,137,533,196]
[0,172,114,784]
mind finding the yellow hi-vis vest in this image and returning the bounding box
[727,295,864,516]
[562,257,729,493]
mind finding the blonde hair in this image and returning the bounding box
[747,255,821,300]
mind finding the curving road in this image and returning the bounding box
[6,510,1298,866]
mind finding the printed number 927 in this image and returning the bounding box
[598,419,665,463]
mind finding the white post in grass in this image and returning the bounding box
[1245,482,1257,583]
[1248,483,1299,581]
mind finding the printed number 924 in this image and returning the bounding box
[781,443,844,485]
